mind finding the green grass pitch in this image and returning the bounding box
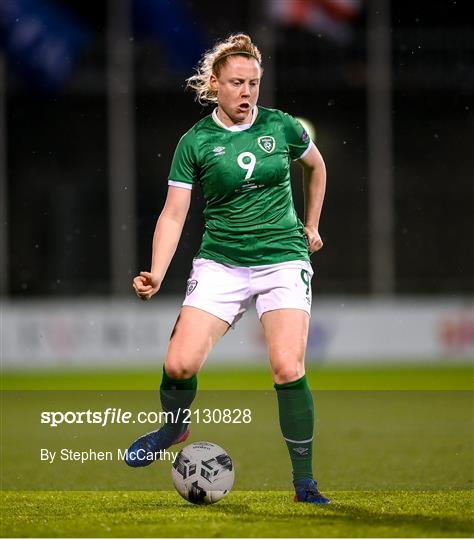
[1,363,473,538]
[2,490,472,538]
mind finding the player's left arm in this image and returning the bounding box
[298,143,326,253]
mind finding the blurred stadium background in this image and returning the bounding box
[1,3,473,537]
[1,0,473,370]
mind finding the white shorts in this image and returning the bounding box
[182,258,314,326]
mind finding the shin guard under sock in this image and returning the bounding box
[275,375,314,482]
[160,366,197,438]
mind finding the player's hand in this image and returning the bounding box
[304,226,323,254]
[132,271,161,301]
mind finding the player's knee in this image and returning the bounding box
[272,364,305,385]
[164,360,197,380]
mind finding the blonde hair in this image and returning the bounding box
[186,33,262,105]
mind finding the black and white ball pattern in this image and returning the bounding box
[172,442,235,504]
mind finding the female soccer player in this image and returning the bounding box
[126,33,329,504]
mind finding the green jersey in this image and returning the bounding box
[168,106,311,266]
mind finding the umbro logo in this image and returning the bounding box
[293,447,309,456]
[213,146,226,156]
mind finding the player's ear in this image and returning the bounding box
[209,73,218,92]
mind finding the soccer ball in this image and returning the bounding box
[171,441,235,504]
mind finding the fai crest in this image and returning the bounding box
[186,279,198,295]
[257,136,276,154]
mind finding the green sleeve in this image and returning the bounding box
[280,111,312,160]
[168,130,198,185]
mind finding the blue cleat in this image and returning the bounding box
[125,426,190,468]
[294,478,331,505]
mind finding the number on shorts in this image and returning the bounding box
[237,151,256,180]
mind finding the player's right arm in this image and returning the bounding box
[134,129,197,300]
[133,186,191,300]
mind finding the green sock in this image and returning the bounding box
[160,366,197,438]
[274,375,314,482]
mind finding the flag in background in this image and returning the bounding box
[0,0,89,92]
[0,0,207,93]
[133,0,208,72]
[266,0,362,44]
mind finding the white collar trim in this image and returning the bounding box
[212,106,258,131]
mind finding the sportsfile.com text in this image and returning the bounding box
[40,408,253,427]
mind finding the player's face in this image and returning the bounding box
[211,56,261,126]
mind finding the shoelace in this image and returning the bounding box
[142,431,171,452]
[300,482,322,498]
